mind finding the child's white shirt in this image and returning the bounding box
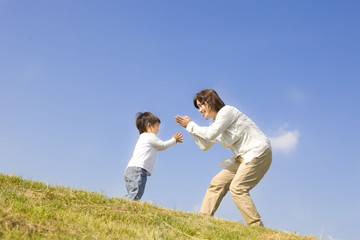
[127,133,176,176]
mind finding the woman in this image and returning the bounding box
[175,89,272,226]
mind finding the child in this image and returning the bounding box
[124,112,184,201]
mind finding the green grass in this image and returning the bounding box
[0,173,319,239]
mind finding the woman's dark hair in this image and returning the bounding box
[135,112,161,134]
[193,89,225,112]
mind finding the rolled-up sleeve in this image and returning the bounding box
[186,121,216,151]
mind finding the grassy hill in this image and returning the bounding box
[0,173,319,239]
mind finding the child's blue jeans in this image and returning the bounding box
[124,166,148,200]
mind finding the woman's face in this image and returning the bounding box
[197,100,217,119]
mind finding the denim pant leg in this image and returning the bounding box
[124,167,148,200]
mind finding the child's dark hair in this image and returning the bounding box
[135,112,161,134]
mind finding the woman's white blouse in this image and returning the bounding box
[186,105,271,163]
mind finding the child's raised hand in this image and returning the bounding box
[173,132,184,143]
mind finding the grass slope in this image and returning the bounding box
[0,173,318,240]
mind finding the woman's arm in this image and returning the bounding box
[188,106,238,140]
[175,116,216,151]
[187,123,216,151]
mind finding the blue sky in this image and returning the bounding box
[0,1,359,239]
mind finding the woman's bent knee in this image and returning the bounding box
[229,183,248,197]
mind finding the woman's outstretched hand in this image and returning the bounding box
[175,115,191,128]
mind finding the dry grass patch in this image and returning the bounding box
[0,173,319,239]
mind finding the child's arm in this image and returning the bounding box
[149,134,177,151]
[172,132,184,143]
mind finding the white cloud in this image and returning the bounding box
[269,123,299,154]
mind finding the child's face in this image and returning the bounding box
[147,122,160,135]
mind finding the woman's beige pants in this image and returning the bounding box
[199,148,272,226]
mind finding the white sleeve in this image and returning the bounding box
[186,121,216,151]
[148,134,177,151]
[187,107,237,140]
